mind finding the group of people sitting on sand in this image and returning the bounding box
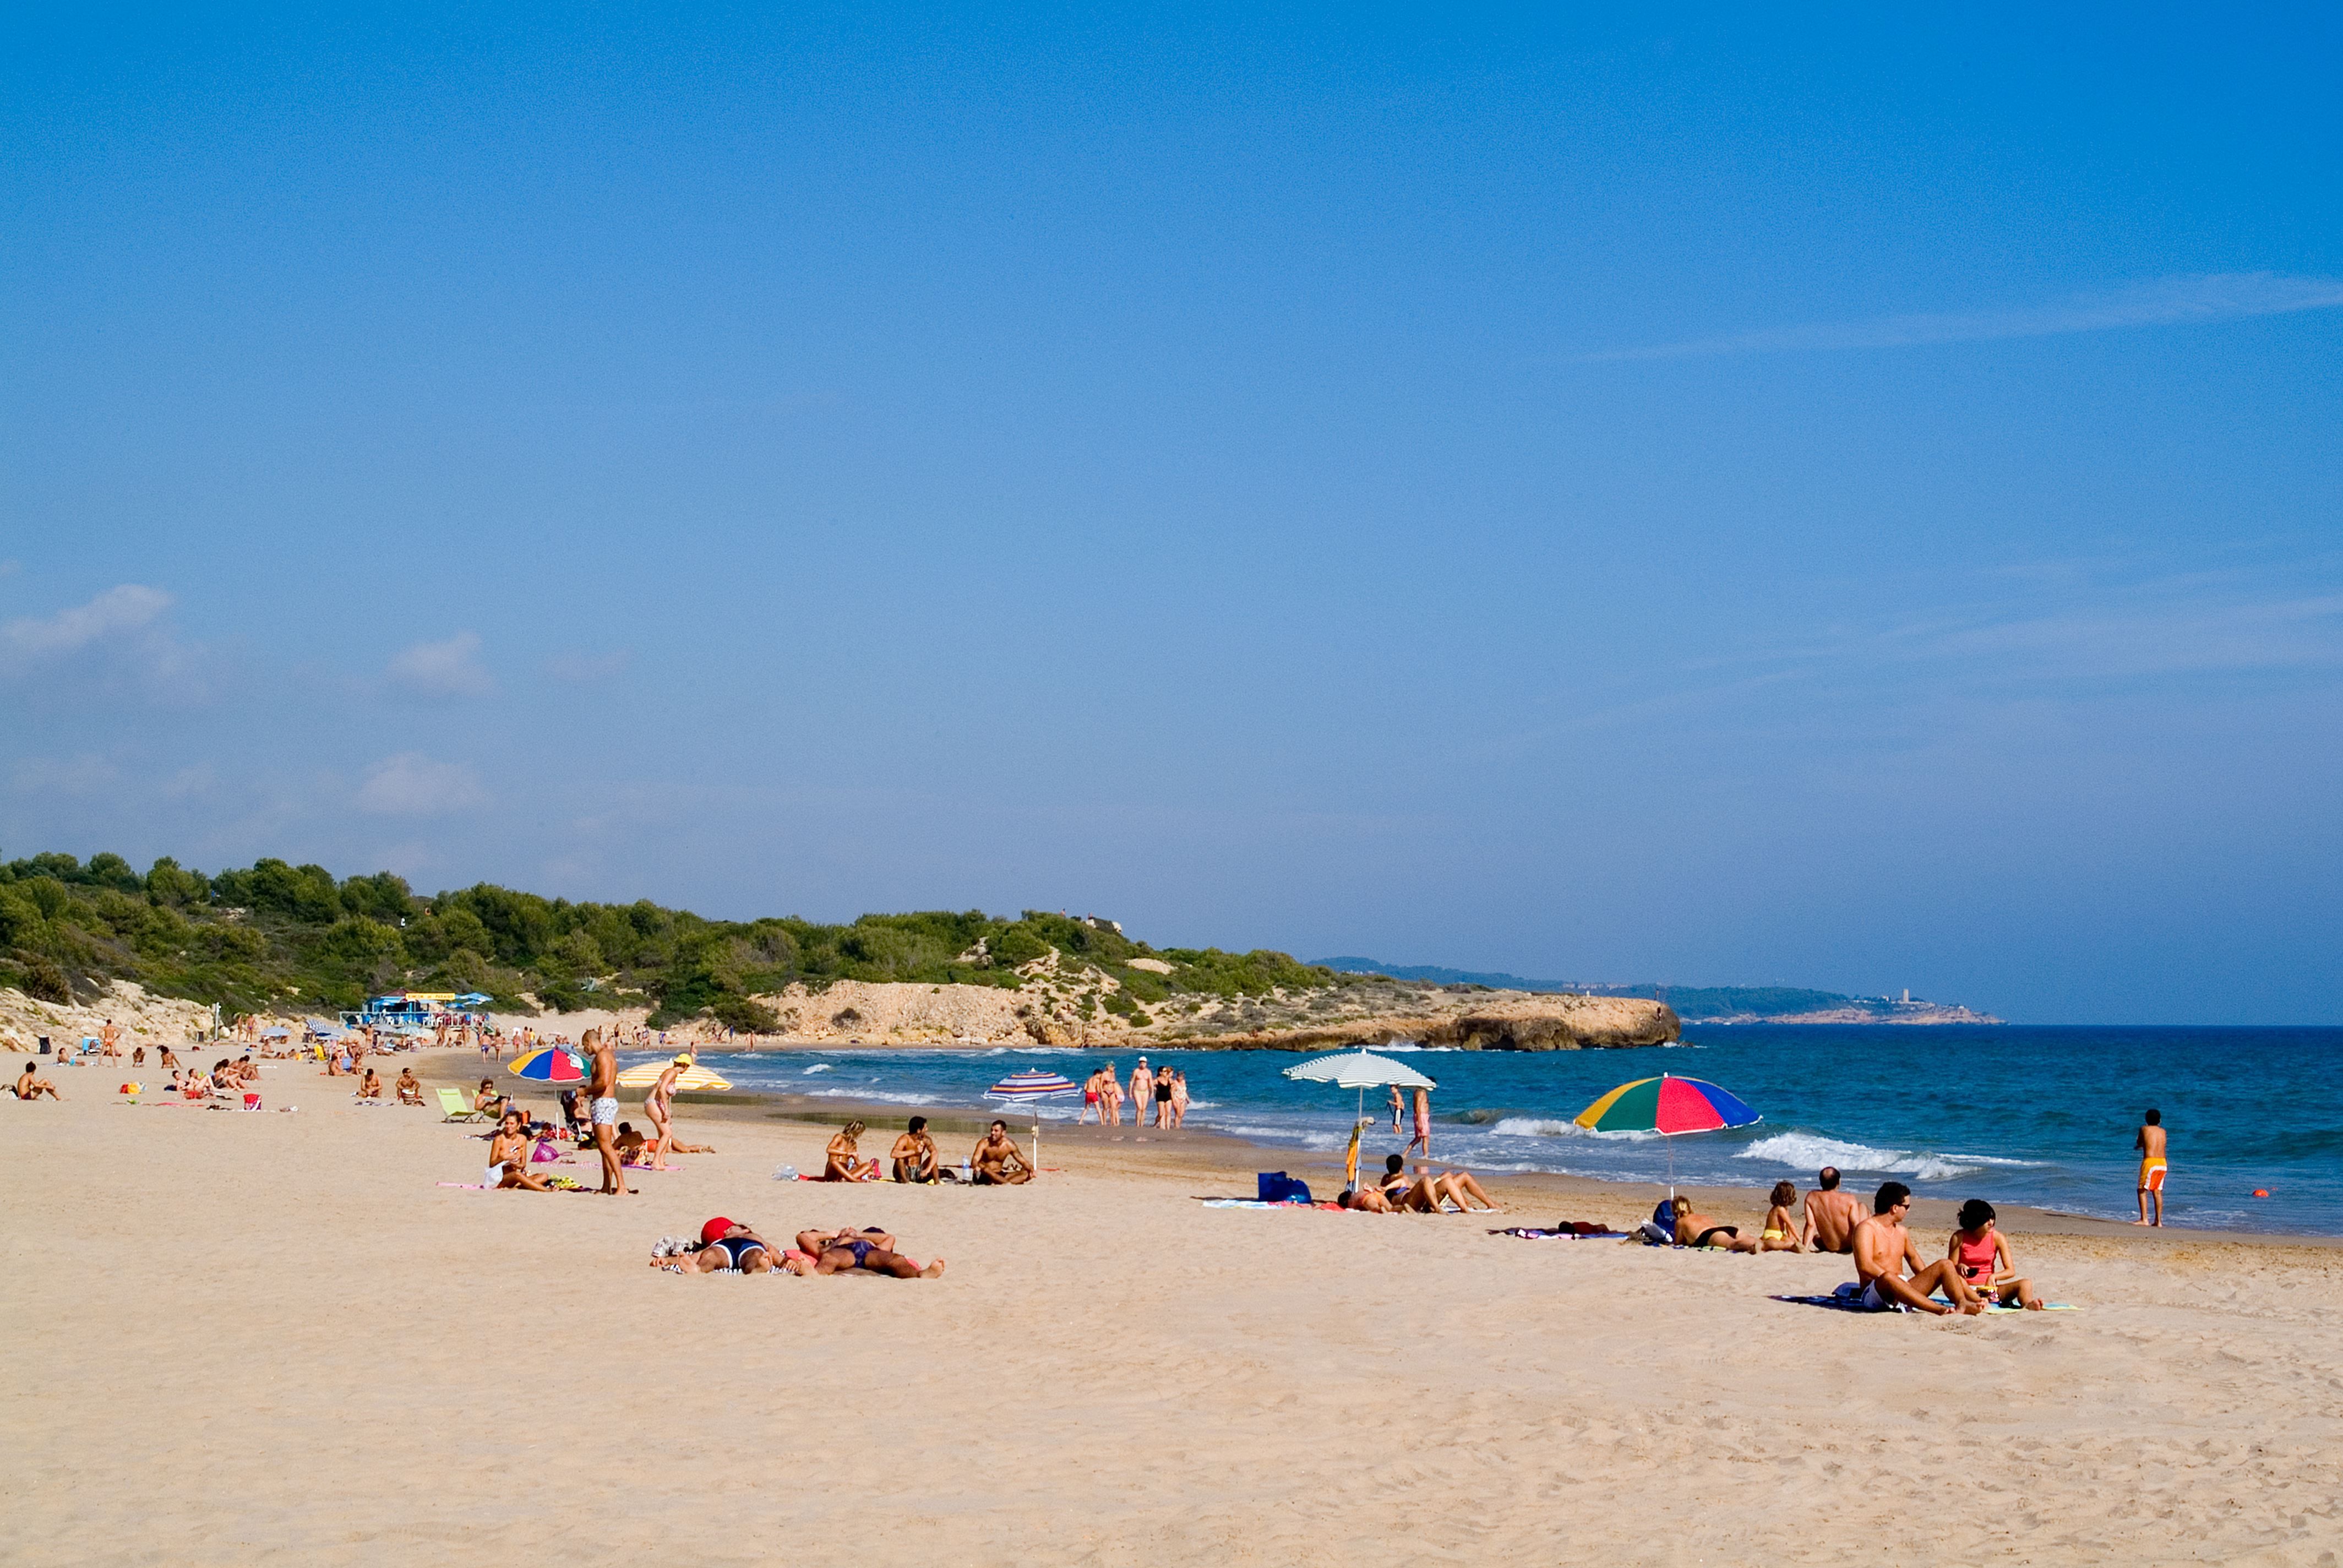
[820,1117,1037,1185]
[651,1216,946,1278]
[1337,1153,1501,1213]
[1654,1166,2045,1314]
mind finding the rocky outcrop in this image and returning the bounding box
[1435,995,1680,1050]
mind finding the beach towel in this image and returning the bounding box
[1772,1286,2080,1314]
[1198,1198,1344,1211]
[1490,1224,1626,1239]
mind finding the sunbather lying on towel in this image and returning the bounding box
[1666,1197,1762,1253]
[1852,1182,1987,1315]
[793,1226,946,1278]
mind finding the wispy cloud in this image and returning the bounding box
[1584,272,2343,361]
[386,631,494,698]
[356,753,491,816]
[2,584,173,660]
[0,583,208,699]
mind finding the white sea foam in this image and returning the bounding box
[1488,1117,1659,1142]
[802,1087,940,1107]
[801,1064,834,1074]
[1734,1131,2041,1184]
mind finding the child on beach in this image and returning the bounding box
[2135,1109,2167,1227]
[1759,1181,1805,1251]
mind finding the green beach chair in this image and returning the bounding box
[438,1087,489,1123]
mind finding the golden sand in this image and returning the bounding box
[5,1049,2338,1566]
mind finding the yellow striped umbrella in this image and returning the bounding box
[615,1061,733,1091]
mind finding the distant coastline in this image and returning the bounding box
[1315,959,2002,1026]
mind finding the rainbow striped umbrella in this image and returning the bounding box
[508,1047,587,1082]
[1574,1073,1759,1196]
[986,1070,1077,1169]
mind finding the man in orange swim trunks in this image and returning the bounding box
[2134,1108,2167,1227]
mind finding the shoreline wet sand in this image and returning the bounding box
[11,1046,2333,1566]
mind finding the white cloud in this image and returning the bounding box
[356,753,491,816]
[1,584,173,661]
[545,646,633,683]
[387,631,494,698]
[1584,273,2343,361]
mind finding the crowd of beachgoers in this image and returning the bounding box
[7,1019,2093,1316]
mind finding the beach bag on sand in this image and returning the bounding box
[1256,1173,1312,1204]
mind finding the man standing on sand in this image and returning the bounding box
[1851,1182,1985,1315]
[585,1027,629,1196]
[2135,1108,2167,1227]
[1801,1167,1864,1254]
[1407,1085,1432,1159]
[101,1020,121,1057]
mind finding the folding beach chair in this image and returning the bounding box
[438,1087,490,1122]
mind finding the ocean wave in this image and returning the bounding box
[1488,1117,1658,1142]
[1734,1131,2041,1183]
[801,1087,940,1106]
[801,1064,834,1074]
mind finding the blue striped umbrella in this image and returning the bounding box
[986,1070,1077,1169]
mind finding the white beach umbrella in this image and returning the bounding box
[1284,1046,1439,1127]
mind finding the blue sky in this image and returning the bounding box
[4,7,2339,1021]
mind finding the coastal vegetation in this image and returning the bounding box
[0,850,1335,1028]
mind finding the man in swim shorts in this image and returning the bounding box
[890,1116,940,1183]
[1850,1182,1986,1315]
[13,1063,60,1099]
[971,1120,1034,1185]
[585,1028,629,1196]
[691,1217,774,1272]
[2134,1108,2167,1227]
[1801,1166,1863,1254]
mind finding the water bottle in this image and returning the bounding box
[960,1158,973,1183]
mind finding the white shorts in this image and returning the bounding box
[591,1097,618,1126]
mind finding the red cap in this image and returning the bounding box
[700,1217,734,1245]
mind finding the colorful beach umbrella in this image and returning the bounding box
[1574,1073,1759,1198]
[508,1047,587,1082]
[986,1070,1077,1169]
[615,1060,733,1091]
[1574,1074,1758,1136]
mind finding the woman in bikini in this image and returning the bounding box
[488,1111,552,1190]
[1169,1070,1189,1129]
[1947,1200,2045,1309]
[821,1121,871,1181]
[1759,1180,1807,1251]
[793,1226,946,1278]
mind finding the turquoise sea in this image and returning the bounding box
[628,1026,2343,1236]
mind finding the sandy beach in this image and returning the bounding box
[6,1048,2339,1567]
